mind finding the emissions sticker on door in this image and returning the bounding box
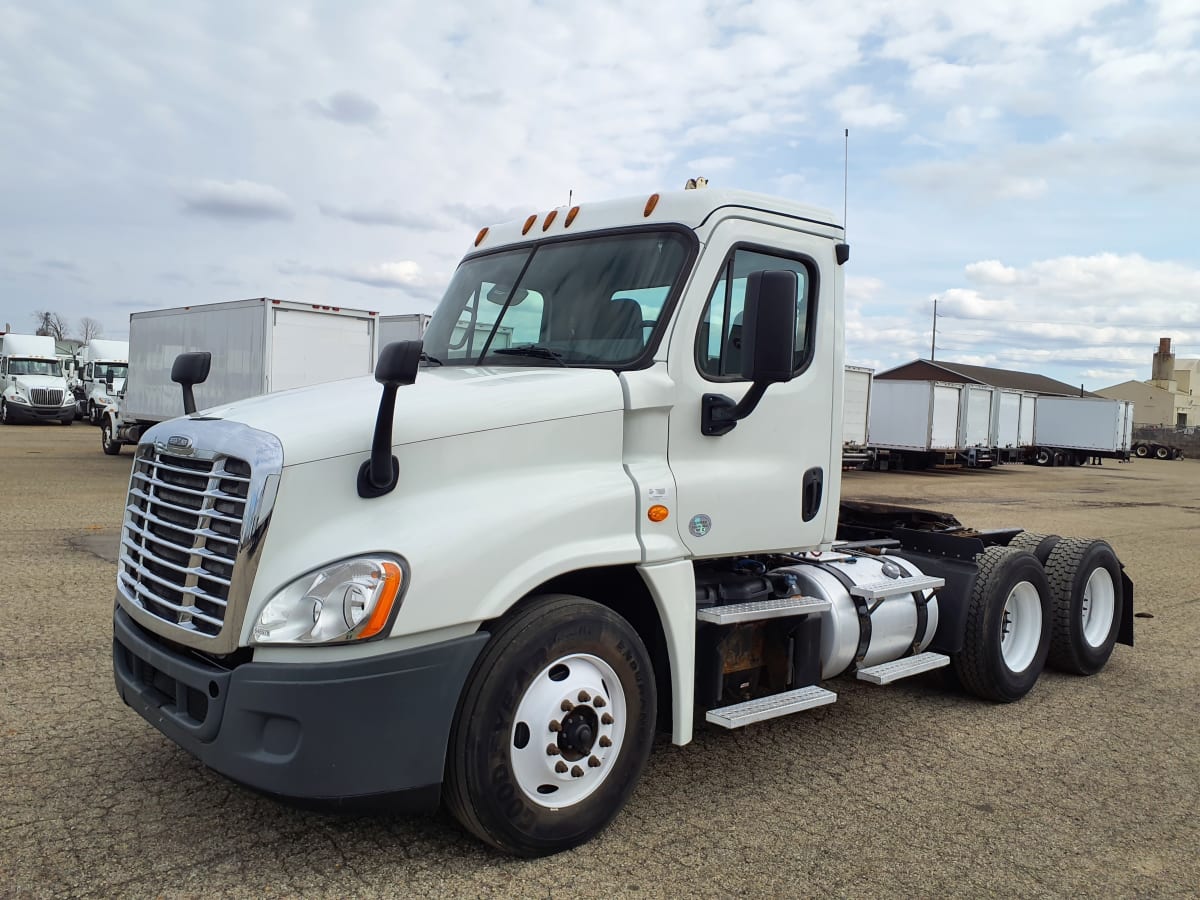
[689,514,712,537]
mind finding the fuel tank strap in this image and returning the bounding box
[809,561,872,669]
[889,558,931,656]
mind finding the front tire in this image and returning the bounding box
[1044,538,1123,675]
[101,418,122,455]
[445,595,655,857]
[953,547,1051,702]
[1,401,14,425]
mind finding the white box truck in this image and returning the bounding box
[0,333,75,425]
[111,188,1134,856]
[100,299,378,454]
[74,338,129,425]
[841,365,873,467]
[866,379,963,468]
[1029,396,1134,465]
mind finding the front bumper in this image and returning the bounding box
[6,402,71,422]
[113,606,489,809]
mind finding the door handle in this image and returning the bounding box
[801,467,823,522]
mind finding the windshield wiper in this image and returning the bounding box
[490,344,567,367]
[419,352,443,366]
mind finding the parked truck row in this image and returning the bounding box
[840,368,1137,470]
[108,187,1134,857]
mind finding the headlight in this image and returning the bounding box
[9,393,28,404]
[253,556,405,645]
[61,393,75,406]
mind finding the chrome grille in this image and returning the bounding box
[30,388,63,406]
[119,447,252,637]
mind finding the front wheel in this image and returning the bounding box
[445,595,655,857]
[0,401,13,425]
[1044,538,1123,675]
[101,419,122,455]
[953,547,1051,702]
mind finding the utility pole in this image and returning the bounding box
[931,298,938,361]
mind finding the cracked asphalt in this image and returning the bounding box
[1,424,1197,898]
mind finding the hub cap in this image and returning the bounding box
[510,653,625,809]
[1081,567,1116,648]
[999,580,1041,673]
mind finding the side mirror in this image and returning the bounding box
[358,340,422,499]
[171,351,212,415]
[702,270,798,437]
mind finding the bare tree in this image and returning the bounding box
[32,310,69,340]
[78,317,103,342]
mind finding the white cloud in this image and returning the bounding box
[832,84,904,129]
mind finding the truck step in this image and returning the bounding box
[705,685,837,729]
[849,574,944,600]
[855,652,951,685]
[696,595,831,625]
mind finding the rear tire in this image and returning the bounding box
[1007,531,1061,564]
[445,594,655,857]
[1043,538,1123,675]
[953,547,1051,702]
[1154,445,1170,460]
[1133,443,1148,458]
[1034,448,1052,466]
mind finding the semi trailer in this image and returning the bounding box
[841,364,873,467]
[111,188,1133,857]
[1028,396,1134,466]
[101,299,379,454]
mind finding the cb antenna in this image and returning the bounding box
[842,128,849,238]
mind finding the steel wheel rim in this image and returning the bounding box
[510,652,626,809]
[1000,580,1041,672]
[1081,567,1116,648]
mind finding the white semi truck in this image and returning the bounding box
[74,338,129,425]
[101,299,379,454]
[111,189,1134,857]
[0,333,75,425]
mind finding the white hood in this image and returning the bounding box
[194,366,626,466]
[9,374,67,393]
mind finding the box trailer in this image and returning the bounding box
[841,365,873,467]
[1029,396,1134,465]
[867,379,962,468]
[100,299,378,453]
[379,313,432,346]
[957,384,997,467]
[991,389,1037,464]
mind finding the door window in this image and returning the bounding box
[696,248,814,380]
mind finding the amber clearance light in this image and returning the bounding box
[647,505,669,523]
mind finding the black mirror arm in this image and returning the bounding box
[701,382,769,436]
[181,385,197,416]
[358,386,400,498]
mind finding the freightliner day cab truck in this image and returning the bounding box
[111,188,1134,857]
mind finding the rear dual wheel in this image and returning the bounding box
[445,595,655,857]
[953,547,1051,702]
[1043,538,1123,675]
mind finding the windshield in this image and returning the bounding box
[422,230,693,367]
[9,358,62,377]
[94,363,128,381]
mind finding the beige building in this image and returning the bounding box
[1097,338,1198,427]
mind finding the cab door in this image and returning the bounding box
[665,218,842,557]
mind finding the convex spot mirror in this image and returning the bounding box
[485,284,530,307]
[740,270,798,384]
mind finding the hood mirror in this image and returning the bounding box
[171,352,212,415]
[358,340,422,499]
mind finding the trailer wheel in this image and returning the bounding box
[1133,443,1148,458]
[101,418,122,455]
[1034,448,1051,466]
[953,547,1050,702]
[1043,538,1123,675]
[1154,445,1170,460]
[445,594,655,857]
[1007,531,1061,564]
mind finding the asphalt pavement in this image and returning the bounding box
[1,423,1197,898]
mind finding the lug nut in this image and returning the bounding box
[560,700,574,712]
[571,765,584,778]
[577,690,590,702]
[593,696,606,708]
[549,720,562,732]
[555,761,568,774]
[599,735,612,748]
[588,755,601,767]
[546,744,560,756]
[601,713,614,725]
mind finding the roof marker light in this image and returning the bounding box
[565,206,580,227]
[522,215,537,235]
[644,194,659,217]
[542,209,558,231]
[475,227,489,246]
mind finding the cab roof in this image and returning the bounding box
[469,188,842,254]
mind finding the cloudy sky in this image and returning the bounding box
[2,0,1197,389]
